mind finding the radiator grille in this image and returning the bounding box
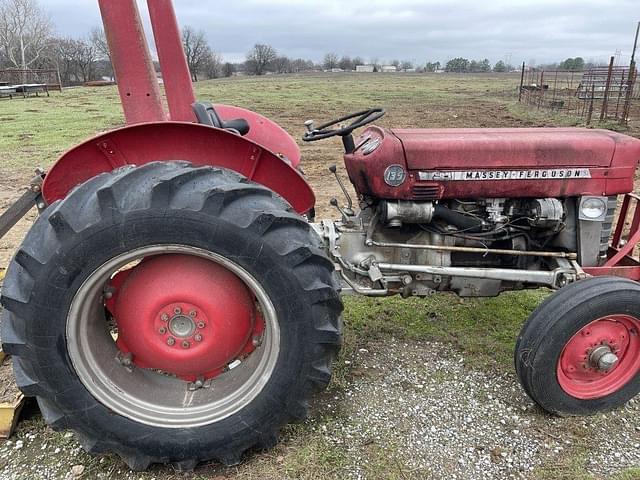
[412,184,442,200]
[600,196,618,255]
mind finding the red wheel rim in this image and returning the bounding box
[557,315,640,400]
[108,254,264,382]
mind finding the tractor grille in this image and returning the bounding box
[412,184,442,200]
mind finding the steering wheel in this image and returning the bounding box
[303,108,385,142]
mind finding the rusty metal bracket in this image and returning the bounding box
[0,169,46,241]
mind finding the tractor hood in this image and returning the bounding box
[391,128,640,170]
[344,126,640,201]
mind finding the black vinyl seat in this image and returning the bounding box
[192,102,250,136]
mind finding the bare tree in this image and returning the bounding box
[52,36,97,84]
[400,60,414,72]
[338,56,353,71]
[90,26,113,80]
[52,37,76,84]
[74,38,97,82]
[352,56,364,67]
[290,58,312,73]
[245,43,276,76]
[182,26,210,81]
[0,0,53,72]
[203,50,222,79]
[323,52,338,70]
[222,62,236,78]
[273,56,291,74]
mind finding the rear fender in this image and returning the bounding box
[41,122,315,213]
[215,104,301,168]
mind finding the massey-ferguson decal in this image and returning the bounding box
[419,169,592,181]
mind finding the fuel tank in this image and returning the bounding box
[344,127,640,200]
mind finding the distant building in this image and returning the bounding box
[356,65,375,73]
[381,65,397,73]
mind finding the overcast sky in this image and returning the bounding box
[47,0,639,66]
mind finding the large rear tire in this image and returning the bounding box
[515,277,640,416]
[1,162,342,470]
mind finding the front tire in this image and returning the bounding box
[1,162,342,470]
[515,277,640,415]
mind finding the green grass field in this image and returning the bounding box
[1,73,639,479]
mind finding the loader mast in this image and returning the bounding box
[97,0,196,125]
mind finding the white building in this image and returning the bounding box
[381,65,397,73]
[356,65,375,73]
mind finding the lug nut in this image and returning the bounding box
[161,313,169,322]
[194,334,203,342]
[252,336,262,347]
[174,307,182,315]
[167,337,175,346]
[104,290,113,299]
[197,321,206,329]
[118,353,133,367]
[159,327,167,334]
[189,310,197,317]
[182,341,190,349]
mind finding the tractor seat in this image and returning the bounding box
[192,102,250,136]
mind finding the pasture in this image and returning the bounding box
[0,73,638,480]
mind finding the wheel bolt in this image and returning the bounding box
[174,307,182,315]
[159,327,166,334]
[252,336,262,347]
[194,334,203,342]
[189,310,197,317]
[161,313,169,322]
[197,321,205,329]
[182,341,190,349]
[167,337,175,346]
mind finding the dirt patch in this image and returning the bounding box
[0,358,21,405]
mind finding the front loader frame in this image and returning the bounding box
[0,172,44,241]
[583,193,640,280]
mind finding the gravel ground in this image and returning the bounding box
[0,339,638,479]
[307,340,640,479]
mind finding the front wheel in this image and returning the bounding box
[1,162,343,470]
[515,277,640,415]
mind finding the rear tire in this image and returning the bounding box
[1,161,342,470]
[515,277,640,415]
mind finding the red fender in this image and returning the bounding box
[41,122,315,214]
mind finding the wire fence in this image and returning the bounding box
[517,58,638,126]
[0,69,62,91]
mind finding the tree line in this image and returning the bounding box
[0,0,601,87]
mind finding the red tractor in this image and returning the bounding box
[1,0,640,471]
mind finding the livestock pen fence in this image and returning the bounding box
[517,59,639,126]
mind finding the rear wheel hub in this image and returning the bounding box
[112,254,261,381]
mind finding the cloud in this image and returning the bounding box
[47,0,638,66]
